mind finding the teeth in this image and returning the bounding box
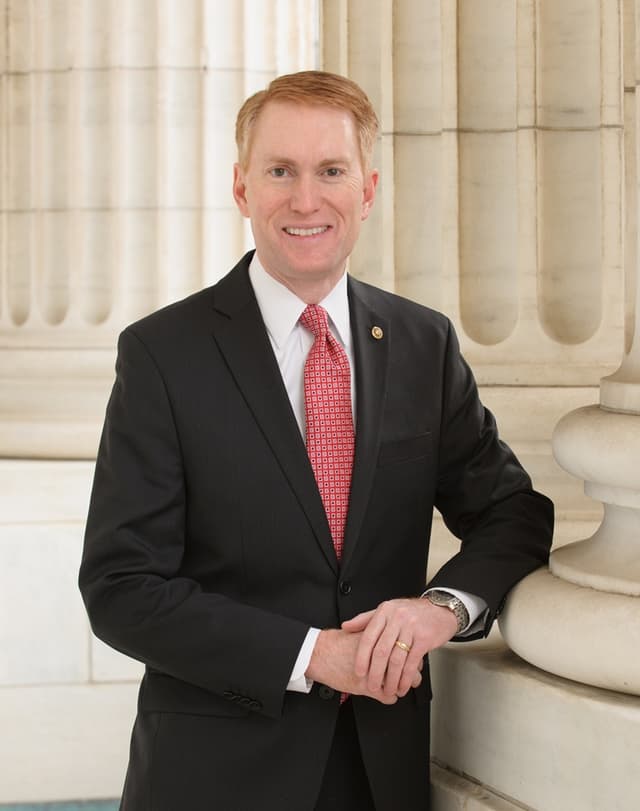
[284,226,328,236]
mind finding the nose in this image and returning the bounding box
[290,174,321,214]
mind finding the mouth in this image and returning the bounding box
[283,226,330,237]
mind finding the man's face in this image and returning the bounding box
[233,101,378,295]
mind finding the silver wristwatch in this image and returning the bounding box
[426,589,469,634]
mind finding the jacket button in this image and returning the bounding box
[319,685,336,700]
[339,580,352,595]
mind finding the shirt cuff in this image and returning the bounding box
[286,627,321,693]
[422,587,488,636]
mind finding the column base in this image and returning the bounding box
[499,566,640,695]
[430,640,640,811]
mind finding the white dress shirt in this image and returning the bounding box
[248,255,487,693]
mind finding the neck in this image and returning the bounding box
[280,277,342,305]
[260,262,346,305]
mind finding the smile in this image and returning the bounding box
[283,226,329,236]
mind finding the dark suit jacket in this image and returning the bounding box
[79,251,553,811]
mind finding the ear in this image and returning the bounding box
[361,169,379,221]
[233,163,250,218]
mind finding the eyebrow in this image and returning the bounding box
[263,155,351,167]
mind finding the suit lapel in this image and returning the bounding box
[342,278,390,571]
[210,256,338,573]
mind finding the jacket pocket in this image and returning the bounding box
[377,432,432,467]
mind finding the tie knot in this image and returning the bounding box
[299,304,329,339]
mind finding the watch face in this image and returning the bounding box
[429,591,468,633]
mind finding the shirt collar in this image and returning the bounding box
[248,253,351,350]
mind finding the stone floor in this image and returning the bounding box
[0,803,118,810]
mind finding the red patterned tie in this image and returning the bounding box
[300,304,355,561]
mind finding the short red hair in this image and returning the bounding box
[235,70,379,171]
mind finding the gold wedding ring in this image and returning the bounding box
[394,639,412,654]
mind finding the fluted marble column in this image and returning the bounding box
[318,4,638,806]
[322,0,624,387]
[321,0,636,695]
[0,0,317,459]
[500,0,640,697]
[321,0,626,583]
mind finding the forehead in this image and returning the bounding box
[249,101,360,161]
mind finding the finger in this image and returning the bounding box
[366,680,399,706]
[380,639,413,699]
[341,610,375,632]
[353,610,390,677]
[397,650,426,696]
[365,623,405,692]
[357,678,396,706]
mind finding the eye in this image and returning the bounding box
[269,167,289,178]
[324,167,344,178]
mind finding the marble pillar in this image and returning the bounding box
[320,0,624,536]
[320,2,638,809]
[322,0,624,386]
[0,0,317,460]
[501,0,640,698]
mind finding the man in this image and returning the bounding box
[79,71,553,810]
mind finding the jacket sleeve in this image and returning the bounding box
[428,320,554,637]
[79,327,309,718]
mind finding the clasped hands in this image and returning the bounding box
[306,598,458,705]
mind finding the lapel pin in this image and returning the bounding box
[371,325,384,340]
